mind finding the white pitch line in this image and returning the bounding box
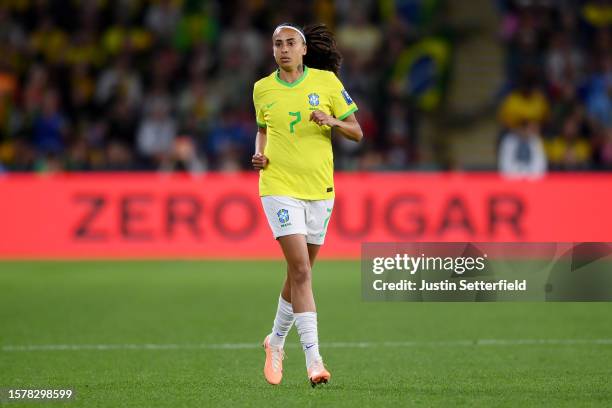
[2,338,612,352]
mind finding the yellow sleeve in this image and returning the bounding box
[328,72,358,120]
[253,83,266,128]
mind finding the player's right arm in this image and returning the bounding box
[252,82,269,170]
[252,126,268,170]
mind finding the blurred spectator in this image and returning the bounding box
[136,98,176,169]
[29,17,68,65]
[219,14,264,72]
[384,100,416,169]
[107,95,139,148]
[549,81,580,135]
[35,152,63,173]
[145,0,182,43]
[95,55,143,108]
[545,116,592,170]
[163,136,206,173]
[65,29,105,68]
[10,140,36,171]
[336,7,382,66]
[177,76,210,126]
[585,54,612,129]
[0,6,26,51]
[33,89,67,153]
[498,69,549,130]
[172,7,219,52]
[102,10,152,56]
[545,32,584,94]
[67,64,96,118]
[206,106,250,171]
[64,138,91,171]
[597,127,612,169]
[104,140,133,171]
[0,65,18,139]
[581,0,612,29]
[358,149,386,171]
[23,64,48,115]
[0,140,13,170]
[499,121,547,178]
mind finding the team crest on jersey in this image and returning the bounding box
[308,93,320,106]
[277,209,290,225]
[341,89,353,105]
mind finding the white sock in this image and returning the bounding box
[269,295,294,348]
[294,311,321,369]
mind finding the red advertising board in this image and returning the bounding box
[0,172,610,259]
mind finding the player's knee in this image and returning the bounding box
[289,262,311,286]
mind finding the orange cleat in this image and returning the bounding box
[262,335,284,385]
[307,359,331,387]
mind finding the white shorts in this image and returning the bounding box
[261,195,334,245]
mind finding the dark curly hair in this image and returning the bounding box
[303,23,343,76]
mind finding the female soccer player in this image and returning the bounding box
[252,23,363,387]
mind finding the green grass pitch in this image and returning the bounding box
[1,260,612,407]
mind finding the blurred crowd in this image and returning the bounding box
[0,0,449,173]
[1,0,610,175]
[497,0,612,177]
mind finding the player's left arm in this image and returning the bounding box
[309,111,363,142]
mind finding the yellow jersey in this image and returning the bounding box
[253,66,358,200]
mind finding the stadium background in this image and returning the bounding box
[1,0,612,407]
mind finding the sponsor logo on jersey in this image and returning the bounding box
[308,93,320,106]
[341,89,353,105]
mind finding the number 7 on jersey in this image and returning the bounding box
[289,111,301,134]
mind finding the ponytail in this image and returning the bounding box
[303,23,343,76]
